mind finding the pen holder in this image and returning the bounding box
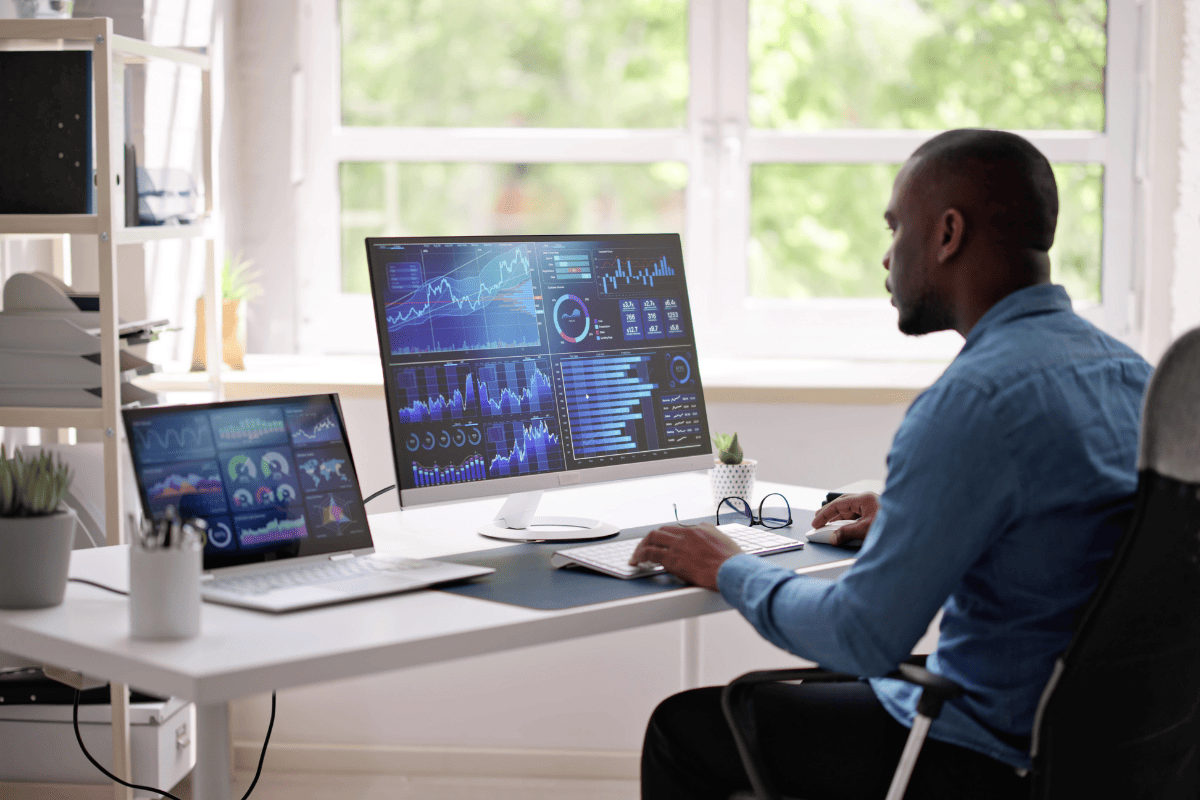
[129,540,202,640]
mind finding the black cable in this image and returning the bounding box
[69,577,129,596]
[362,484,396,504]
[73,688,278,800]
[74,688,184,800]
[241,691,277,800]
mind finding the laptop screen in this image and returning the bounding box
[123,394,373,570]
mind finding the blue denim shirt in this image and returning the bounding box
[717,284,1152,769]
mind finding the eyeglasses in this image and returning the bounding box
[716,493,793,529]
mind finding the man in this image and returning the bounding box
[634,129,1152,799]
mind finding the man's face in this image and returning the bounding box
[883,158,954,336]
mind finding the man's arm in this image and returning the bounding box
[640,382,1023,677]
[629,491,880,585]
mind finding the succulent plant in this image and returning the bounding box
[711,432,744,465]
[0,444,72,518]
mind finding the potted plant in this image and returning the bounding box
[191,251,263,371]
[710,432,757,508]
[0,445,76,610]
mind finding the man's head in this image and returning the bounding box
[883,129,1058,337]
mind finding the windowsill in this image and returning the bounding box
[698,357,947,404]
[138,354,947,405]
[139,354,388,398]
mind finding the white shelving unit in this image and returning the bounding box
[0,17,221,800]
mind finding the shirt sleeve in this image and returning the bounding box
[716,380,1023,677]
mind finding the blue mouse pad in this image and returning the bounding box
[437,510,855,610]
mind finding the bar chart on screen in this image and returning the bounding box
[595,254,677,294]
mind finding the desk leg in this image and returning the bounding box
[193,701,232,800]
[110,682,133,800]
[681,618,701,689]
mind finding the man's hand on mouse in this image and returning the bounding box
[628,523,743,590]
[811,492,880,546]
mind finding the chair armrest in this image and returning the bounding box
[722,654,940,693]
[720,656,963,800]
[894,662,963,719]
[726,666,859,689]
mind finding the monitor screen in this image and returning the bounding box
[123,394,374,570]
[365,234,713,508]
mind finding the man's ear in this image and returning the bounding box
[937,208,966,264]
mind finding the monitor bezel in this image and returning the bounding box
[365,233,714,510]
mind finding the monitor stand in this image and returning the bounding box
[478,490,620,543]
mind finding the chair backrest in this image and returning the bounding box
[1030,328,1200,799]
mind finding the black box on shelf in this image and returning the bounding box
[0,51,94,214]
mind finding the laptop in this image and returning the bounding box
[123,394,493,612]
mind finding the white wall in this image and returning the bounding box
[232,0,299,355]
[1173,0,1200,339]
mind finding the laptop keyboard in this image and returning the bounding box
[205,556,441,597]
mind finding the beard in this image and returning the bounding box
[897,289,954,336]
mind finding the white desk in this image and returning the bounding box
[0,474,855,800]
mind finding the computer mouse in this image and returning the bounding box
[805,518,862,546]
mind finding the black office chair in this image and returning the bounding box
[723,327,1200,800]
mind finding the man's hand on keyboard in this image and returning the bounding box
[629,523,743,590]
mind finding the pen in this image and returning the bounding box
[163,506,179,549]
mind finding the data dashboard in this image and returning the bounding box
[366,234,711,501]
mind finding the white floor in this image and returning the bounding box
[4,772,641,800]
[177,771,641,800]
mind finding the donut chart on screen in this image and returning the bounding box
[553,294,591,343]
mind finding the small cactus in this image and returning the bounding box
[0,444,72,518]
[711,432,744,465]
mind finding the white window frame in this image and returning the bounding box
[297,0,1144,363]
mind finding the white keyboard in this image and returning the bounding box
[204,555,445,597]
[551,523,804,579]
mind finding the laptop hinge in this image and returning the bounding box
[329,553,355,561]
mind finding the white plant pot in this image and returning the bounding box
[710,459,758,510]
[0,508,76,610]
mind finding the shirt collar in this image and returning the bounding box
[962,283,1072,350]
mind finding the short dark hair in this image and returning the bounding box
[911,129,1058,252]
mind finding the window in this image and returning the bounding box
[298,0,1139,362]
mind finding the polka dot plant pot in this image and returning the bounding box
[710,459,757,510]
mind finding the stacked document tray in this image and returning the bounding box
[0,272,165,408]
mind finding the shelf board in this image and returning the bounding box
[114,220,212,244]
[0,214,98,235]
[0,216,212,242]
[0,18,102,42]
[0,407,105,429]
[0,21,209,70]
[111,34,210,70]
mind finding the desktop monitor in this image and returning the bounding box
[365,233,713,542]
